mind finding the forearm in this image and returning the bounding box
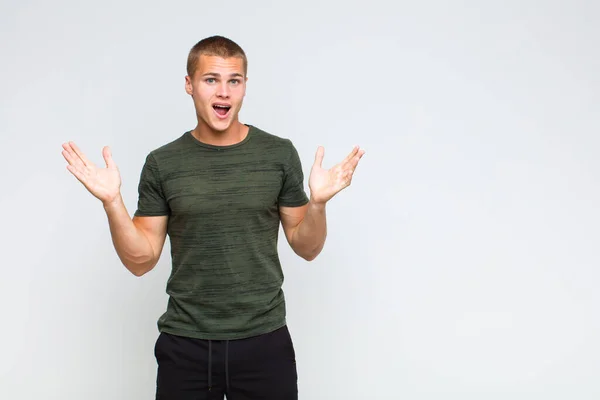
[291,199,327,261]
[103,195,155,275]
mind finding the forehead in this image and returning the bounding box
[196,55,245,76]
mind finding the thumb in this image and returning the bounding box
[103,146,116,169]
[314,146,324,168]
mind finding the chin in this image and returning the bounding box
[206,111,238,132]
[209,119,233,133]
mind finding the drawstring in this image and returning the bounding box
[208,340,212,391]
[225,340,230,393]
[207,339,230,393]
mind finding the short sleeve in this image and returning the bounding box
[134,153,170,217]
[278,140,309,207]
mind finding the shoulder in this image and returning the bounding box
[248,125,298,153]
[150,132,189,156]
[143,132,190,166]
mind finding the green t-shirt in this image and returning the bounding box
[134,124,309,340]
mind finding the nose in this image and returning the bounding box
[216,81,230,98]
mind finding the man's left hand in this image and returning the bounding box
[308,145,365,205]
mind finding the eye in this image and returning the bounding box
[206,78,216,84]
[230,79,240,85]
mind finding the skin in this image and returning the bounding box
[185,55,249,144]
[61,54,364,275]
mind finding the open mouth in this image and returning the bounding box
[213,104,231,118]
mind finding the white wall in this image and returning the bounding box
[1,1,599,399]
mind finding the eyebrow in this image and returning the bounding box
[202,72,244,78]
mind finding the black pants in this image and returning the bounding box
[154,325,298,400]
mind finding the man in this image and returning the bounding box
[62,35,364,399]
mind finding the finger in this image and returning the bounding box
[103,146,116,169]
[68,141,93,167]
[314,146,325,168]
[341,152,364,184]
[62,143,86,169]
[65,163,88,185]
[63,152,87,178]
[347,148,366,169]
[62,147,92,179]
[62,148,84,169]
[340,169,353,188]
[346,167,355,181]
[341,145,360,165]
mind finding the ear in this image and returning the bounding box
[242,76,248,97]
[185,75,193,96]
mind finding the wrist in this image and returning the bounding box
[102,193,124,211]
[309,196,327,210]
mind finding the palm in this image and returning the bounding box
[80,165,121,201]
[62,142,121,204]
[308,145,365,204]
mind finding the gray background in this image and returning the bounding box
[1,0,599,399]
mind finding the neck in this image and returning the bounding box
[192,120,248,146]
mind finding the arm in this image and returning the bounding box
[280,144,365,261]
[280,200,326,261]
[104,195,168,276]
[62,141,168,276]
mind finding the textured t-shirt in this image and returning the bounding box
[134,124,309,340]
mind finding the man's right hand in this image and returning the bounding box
[62,142,122,206]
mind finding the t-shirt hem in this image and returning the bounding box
[134,210,170,217]
[158,319,288,341]
[278,198,310,207]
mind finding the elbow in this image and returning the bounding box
[298,247,323,262]
[124,257,157,277]
[292,239,325,262]
[130,267,149,277]
[290,235,326,262]
[303,254,318,262]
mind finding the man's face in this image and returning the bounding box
[185,55,247,132]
